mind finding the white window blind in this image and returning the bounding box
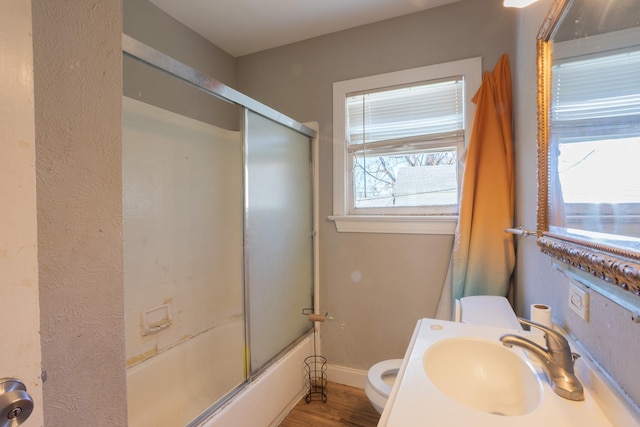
[551,50,640,140]
[346,78,465,149]
[344,77,465,213]
[550,48,640,208]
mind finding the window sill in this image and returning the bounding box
[328,215,457,235]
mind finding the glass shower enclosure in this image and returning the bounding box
[122,35,316,427]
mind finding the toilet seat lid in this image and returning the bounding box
[368,359,403,396]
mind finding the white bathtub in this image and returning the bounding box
[199,333,313,427]
[127,320,246,427]
[127,320,314,427]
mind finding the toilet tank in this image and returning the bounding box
[456,296,521,330]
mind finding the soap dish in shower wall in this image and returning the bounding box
[142,303,172,336]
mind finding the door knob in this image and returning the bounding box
[0,379,33,427]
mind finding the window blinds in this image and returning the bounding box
[346,78,465,152]
[551,49,640,141]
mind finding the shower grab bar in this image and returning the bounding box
[122,33,317,139]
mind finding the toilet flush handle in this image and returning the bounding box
[0,378,34,427]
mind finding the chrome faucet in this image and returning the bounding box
[500,318,584,401]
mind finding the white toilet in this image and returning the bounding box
[364,358,404,414]
[364,296,521,414]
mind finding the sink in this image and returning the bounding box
[423,337,541,416]
[379,319,631,427]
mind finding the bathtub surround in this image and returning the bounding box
[122,26,316,425]
[122,96,244,369]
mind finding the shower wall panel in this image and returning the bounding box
[123,96,244,367]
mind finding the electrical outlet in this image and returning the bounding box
[568,281,589,321]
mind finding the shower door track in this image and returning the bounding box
[122,34,316,139]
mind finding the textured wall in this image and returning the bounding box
[513,0,640,407]
[32,1,127,425]
[236,0,518,370]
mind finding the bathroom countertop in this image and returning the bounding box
[378,318,640,427]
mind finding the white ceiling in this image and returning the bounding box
[149,0,461,57]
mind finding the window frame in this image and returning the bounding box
[330,57,482,234]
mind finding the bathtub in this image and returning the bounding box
[127,320,314,427]
[127,320,246,427]
[198,333,313,427]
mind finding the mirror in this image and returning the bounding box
[537,0,640,296]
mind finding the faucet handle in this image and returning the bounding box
[516,317,570,354]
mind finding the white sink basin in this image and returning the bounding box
[378,319,638,427]
[423,337,541,416]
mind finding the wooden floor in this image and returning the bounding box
[279,382,381,427]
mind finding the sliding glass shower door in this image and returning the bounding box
[123,35,316,427]
[244,110,314,374]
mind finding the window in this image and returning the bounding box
[330,58,481,234]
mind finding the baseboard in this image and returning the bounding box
[326,364,368,389]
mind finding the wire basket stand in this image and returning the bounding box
[303,309,327,403]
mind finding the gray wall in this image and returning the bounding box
[123,0,239,129]
[513,0,640,407]
[236,0,518,369]
[33,1,127,425]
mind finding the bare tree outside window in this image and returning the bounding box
[353,150,458,208]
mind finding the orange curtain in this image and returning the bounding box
[451,54,515,299]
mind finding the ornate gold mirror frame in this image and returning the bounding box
[536,0,640,296]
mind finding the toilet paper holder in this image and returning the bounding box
[302,307,330,322]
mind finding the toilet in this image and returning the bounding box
[364,296,521,414]
[364,358,404,414]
